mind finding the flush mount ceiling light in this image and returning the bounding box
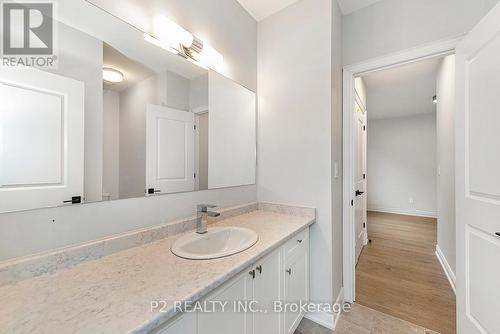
[433,95,438,103]
[103,67,124,83]
[144,15,224,71]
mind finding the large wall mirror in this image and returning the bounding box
[0,0,256,213]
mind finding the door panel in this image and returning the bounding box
[0,67,84,212]
[253,250,281,334]
[354,100,367,263]
[198,270,253,334]
[456,3,500,333]
[146,104,194,194]
[284,248,308,334]
[466,226,500,333]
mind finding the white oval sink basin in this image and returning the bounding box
[171,226,258,260]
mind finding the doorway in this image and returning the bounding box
[342,37,460,333]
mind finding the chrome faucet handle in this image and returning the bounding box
[197,204,217,212]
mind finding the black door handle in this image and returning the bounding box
[63,196,81,204]
[355,190,365,196]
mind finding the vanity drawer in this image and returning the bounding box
[283,228,308,260]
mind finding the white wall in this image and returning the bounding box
[367,113,437,217]
[330,0,344,302]
[342,0,499,65]
[103,90,120,200]
[0,0,257,261]
[52,23,103,203]
[436,55,456,273]
[258,0,335,306]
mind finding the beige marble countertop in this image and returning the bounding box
[0,208,314,334]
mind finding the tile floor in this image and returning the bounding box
[294,303,441,334]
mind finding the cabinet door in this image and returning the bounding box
[154,313,196,334]
[283,236,309,334]
[198,269,253,334]
[253,249,282,334]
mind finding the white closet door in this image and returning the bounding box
[455,2,500,333]
[145,104,195,195]
[0,67,84,213]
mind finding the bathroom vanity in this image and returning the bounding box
[158,225,309,334]
[0,203,315,334]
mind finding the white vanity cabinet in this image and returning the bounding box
[283,229,309,334]
[154,227,309,334]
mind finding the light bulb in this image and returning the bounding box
[153,15,193,49]
[194,43,223,70]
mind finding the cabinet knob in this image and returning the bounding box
[256,265,262,274]
[286,268,292,276]
[249,269,256,279]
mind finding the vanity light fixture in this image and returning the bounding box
[192,42,223,70]
[433,95,437,103]
[143,33,179,55]
[153,15,194,49]
[144,15,224,71]
[103,67,124,83]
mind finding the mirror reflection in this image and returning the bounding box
[0,1,256,213]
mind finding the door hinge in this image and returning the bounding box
[63,196,81,204]
[194,124,197,130]
[363,222,366,228]
[363,125,366,131]
[351,199,354,206]
[363,174,366,179]
[194,173,196,179]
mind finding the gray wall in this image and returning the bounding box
[0,0,257,261]
[367,113,437,217]
[119,75,159,199]
[103,90,120,200]
[342,0,499,65]
[436,55,456,273]
[258,0,336,306]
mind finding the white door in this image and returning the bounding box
[198,269,253,334]
[455,3,500,334]
[253,250,281,334]
[145,104,195,195]
[354,100,367,263]
[283,248,308,333]
[0,67,84,213]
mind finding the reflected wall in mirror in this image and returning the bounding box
[0,1,256,213]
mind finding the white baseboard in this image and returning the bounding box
[368,206,437,218]
[305,288,344,330]
[435,245,456,294]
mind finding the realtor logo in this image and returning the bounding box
[1,1,58,68]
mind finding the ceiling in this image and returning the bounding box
[337,0,382,15]
[236,0,382,21]
[363,57,442,120]
[235,0,301,21]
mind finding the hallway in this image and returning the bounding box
[355,212,456,334]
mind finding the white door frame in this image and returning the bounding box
[342,35,464,303]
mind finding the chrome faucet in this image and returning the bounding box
[196,204,221,234]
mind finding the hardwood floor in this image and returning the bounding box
[355,211,456,334]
